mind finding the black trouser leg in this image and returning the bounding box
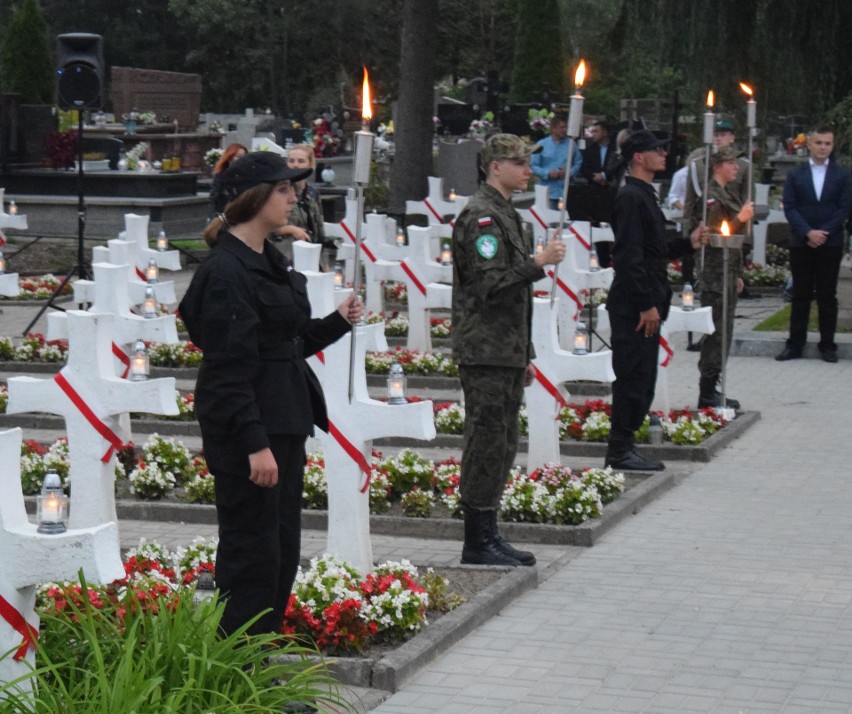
[609,312,659,443]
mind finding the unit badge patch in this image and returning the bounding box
[476,234,498,259]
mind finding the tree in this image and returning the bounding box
[1,0,54,104]
[388,0,438,210]
[509,0,564,102]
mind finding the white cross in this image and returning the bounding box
[525,298,615,471]
[303,273,435,574]
[79,238,177,306]
[0,427,125,694]
[7,311,178,529]
[404,176,468,229]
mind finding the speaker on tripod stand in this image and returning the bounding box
[24,33,103,335]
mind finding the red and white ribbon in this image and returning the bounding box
[565,223,591,250]
[340,221,377,263]
[659,336,674,367]
[422,198,456,228]
[530,363,567,410]
[400,260,427,296]
[528,207,549,232]
[546,269,582,318]
[112,342,130,379]
[135,266,146,282]
[53,372,128,462]
[327,420,371,493]
[0,593,38,660]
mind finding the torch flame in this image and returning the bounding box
[706,90,715,108]
[720,220,731,236]
[574,60,586,88]
[739,82,753,97]
[362,67,372,121]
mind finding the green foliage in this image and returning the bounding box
[509,0,565,102]
[823,92,852,154]
[0,0,53,104]
[0,578,344,713]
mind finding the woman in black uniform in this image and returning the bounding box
[179,151,362,636]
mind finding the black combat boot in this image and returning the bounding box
[605,436,664,471]
[697,376,741,410]
[488,510,536,566]
[461,508,521,566]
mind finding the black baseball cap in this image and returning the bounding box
[212,151,312,212]
[621,130,670,161]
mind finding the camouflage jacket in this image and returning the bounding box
[451,183,545,367]
[290,184,326,244]
[693,178,745,285]
[683,147,750,233]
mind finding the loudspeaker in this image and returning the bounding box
[56,33,104,109]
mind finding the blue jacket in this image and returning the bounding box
[530,135,583,201]
[783,160,851,248]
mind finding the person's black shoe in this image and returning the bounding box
[697,391,741,410]
[461,509,521,566]
[775,346,802,361]
[605,448,665,472]
[821,349,839,363]
[487,512,536,566]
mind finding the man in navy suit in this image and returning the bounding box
[776,126,851,363]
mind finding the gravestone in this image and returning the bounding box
[110,67,202,129]
[437,140,482,197]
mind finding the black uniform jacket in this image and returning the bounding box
[179,232,350,474]
[606,177,693,321]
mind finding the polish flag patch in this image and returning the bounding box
[478,216,493,227]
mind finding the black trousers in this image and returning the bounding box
[788,245,843,351]
[213,434,307,637]
[609,312,660,443]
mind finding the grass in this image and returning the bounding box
[754,304,851,333]
[168,238,207,251]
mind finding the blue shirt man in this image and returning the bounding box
[530,115,582,209]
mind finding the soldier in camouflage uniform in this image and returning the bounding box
[270,144,330,265]
[688,145,754,409]
[452,133,566,567]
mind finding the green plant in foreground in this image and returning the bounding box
[0,576,349,713]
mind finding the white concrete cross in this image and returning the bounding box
[323,191,362,284]
[404,176,469,233]
[517,184,563,246]
[7,311,178,529]
[0,427,125,695]
[79,237,177,306]
[0,188,28,232]
[397,225,453,352]
[525,298,615,471]
[0,188,26,296]
[751,207,786,267]
[303,272,436,574]
[120,213,182,272]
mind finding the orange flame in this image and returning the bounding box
[362,67,372,121]
[574,60,586,88]
[739,82,753,97]
[706,90,715,108]
[720,220,731,236]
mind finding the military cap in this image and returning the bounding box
[480,133,541,168]
[212,151,312,212]
[620,130,669,161]
[714,119,735,133]
[710,145,744,165]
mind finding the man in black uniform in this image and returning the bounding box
[605,131,707,471]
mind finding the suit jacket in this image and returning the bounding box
[783,160,851,248]
[580,141,619,186]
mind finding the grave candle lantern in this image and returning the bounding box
[156,230,168,252]
[145,259,159,284]
[448,187,457,202]
[37,472,68,534]
[440,241,452,266]
[0,251,5,274]
[333,262,344,289]
[573,321,589,355]
[535,235,545,256]
[396,223,406,246]
[682,282,695,311]
[143,286,157,318]
[386,361,407,405]
[129,339,150,381]
[8,200,17,215]
[588,246,600,272]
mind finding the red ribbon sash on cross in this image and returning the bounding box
[565,224,591,250]
[400,260,427,296]
[545,269,582,317]
[659,336,674,367]
[53,372,127,462]
[135,266,146,281]
[112,342,130,379]
[422,198,455,228]
[0,593,38,660]
[530,364,567,410]
[528,206,549,231]
[340,221,377,263]
[327,420,372,493]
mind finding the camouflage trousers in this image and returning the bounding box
[459,365,526,511]
[698,247,740,379]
